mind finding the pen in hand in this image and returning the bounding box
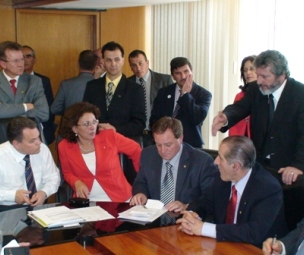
[271,235,277,255]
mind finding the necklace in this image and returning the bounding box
[78,141,94,153]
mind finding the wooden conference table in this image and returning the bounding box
[31,225,262,255]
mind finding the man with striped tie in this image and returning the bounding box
[0,117,60,246]
[0,117,60,207]
[130,117,217,213]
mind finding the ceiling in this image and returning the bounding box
[25,0,200,10]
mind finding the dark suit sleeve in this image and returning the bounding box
[51,81,66,116]
[280,217,304,255]
[178,84,211,125]
[115,84,146,137]
[221,83,256,133]
[149,88,165,128]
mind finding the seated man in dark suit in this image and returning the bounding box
[177,136,287,247]
[263,217,304,255]
[130,117,217,212]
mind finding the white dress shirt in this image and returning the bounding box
[0,141,60,205]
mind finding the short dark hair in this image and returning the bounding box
[0,41,22,61]
[128,50,147,61]
[254,50,290,78]
[59,102,100,143]
[170,57,192,75]
[221,136,256,169]
[7,117,37,143]
[22,45,36,58]
[239,55,256,92]
[152,117,183,139]
[101,41,124,58]
[78,50,98,70]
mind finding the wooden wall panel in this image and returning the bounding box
[16,9,99,96]
[0,5,16,42]
[100,6,148,77]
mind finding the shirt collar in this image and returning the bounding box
[233,168,252,196]
[136,69,151,83]
[163,144,183,170]
[2,70,20,82]
[7,142,27,163]
[105,74,122,87]
[272,79,286,103]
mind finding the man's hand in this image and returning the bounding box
[278,166,303,185]
[262,237,282,255]
[74,180,90,198]
[165,201,188,212]
[99,123,116,131]
[130,193,147,206]
[181,74,193,94]
[211,111,228,136]
[176,210,203,236]
[29,191,47,207]
[25,103,34,110]
[15,190,31,204]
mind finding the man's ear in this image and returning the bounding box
[232,161,241,172]
[12,139,20,149]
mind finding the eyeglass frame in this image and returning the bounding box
[0,58,25,65]
[23,54,35,59]
[76,119,99,127]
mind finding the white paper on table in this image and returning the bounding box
[118,203,167,223]
[145,199,164,210]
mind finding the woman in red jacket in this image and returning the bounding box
[229,55,257,138]
[58,102,141,202]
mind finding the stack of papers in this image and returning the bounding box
[28,205,115,228]
[118,199,167,224]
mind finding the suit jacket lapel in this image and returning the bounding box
[165,84,177,115]
[15,75,29,103]
[175,146,190,199]
[108,75,126,112]
[0,72,15,101]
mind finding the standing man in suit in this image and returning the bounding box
[22,45,56,145]
[0,41,49,144]
[150,57,211,148]
[83,41,145,141]
[263,217,304,255]
[130,117,217,212]
[128,50,173,147]
[177,136,287,247]
[212,50,304,185]
[51,50,98,116]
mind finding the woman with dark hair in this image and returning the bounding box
[58,102,141,202]
[229,55,257,137]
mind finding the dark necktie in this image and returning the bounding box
[23,154,37,199]
[106,82,114,109]
[268,94,275,125]
[172,90,181,117]
[160,162,174,205]
[139,78,147,120]
[10,79,17,95]
[225,185,237,224]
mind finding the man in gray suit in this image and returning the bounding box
[51,50,98,115]
[0,41,49,144]
[128,50,173,147]
[130,117,217,212]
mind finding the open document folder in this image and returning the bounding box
[28,205,115,228]
[118,199,167,224]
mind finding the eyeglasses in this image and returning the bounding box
[0,58,25,64]
[243,67,255,73]
[77,119,99,127]
[23,54,34,59]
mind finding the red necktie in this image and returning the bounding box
[225,185,237,224]
[10,79,17,95]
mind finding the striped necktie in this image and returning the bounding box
[106,82,114,109]
[23,154,37,199]
[160,162,174,205]
[172,90,181,117]
[139,78,147,120]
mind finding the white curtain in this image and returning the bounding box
[151,0,241,149]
